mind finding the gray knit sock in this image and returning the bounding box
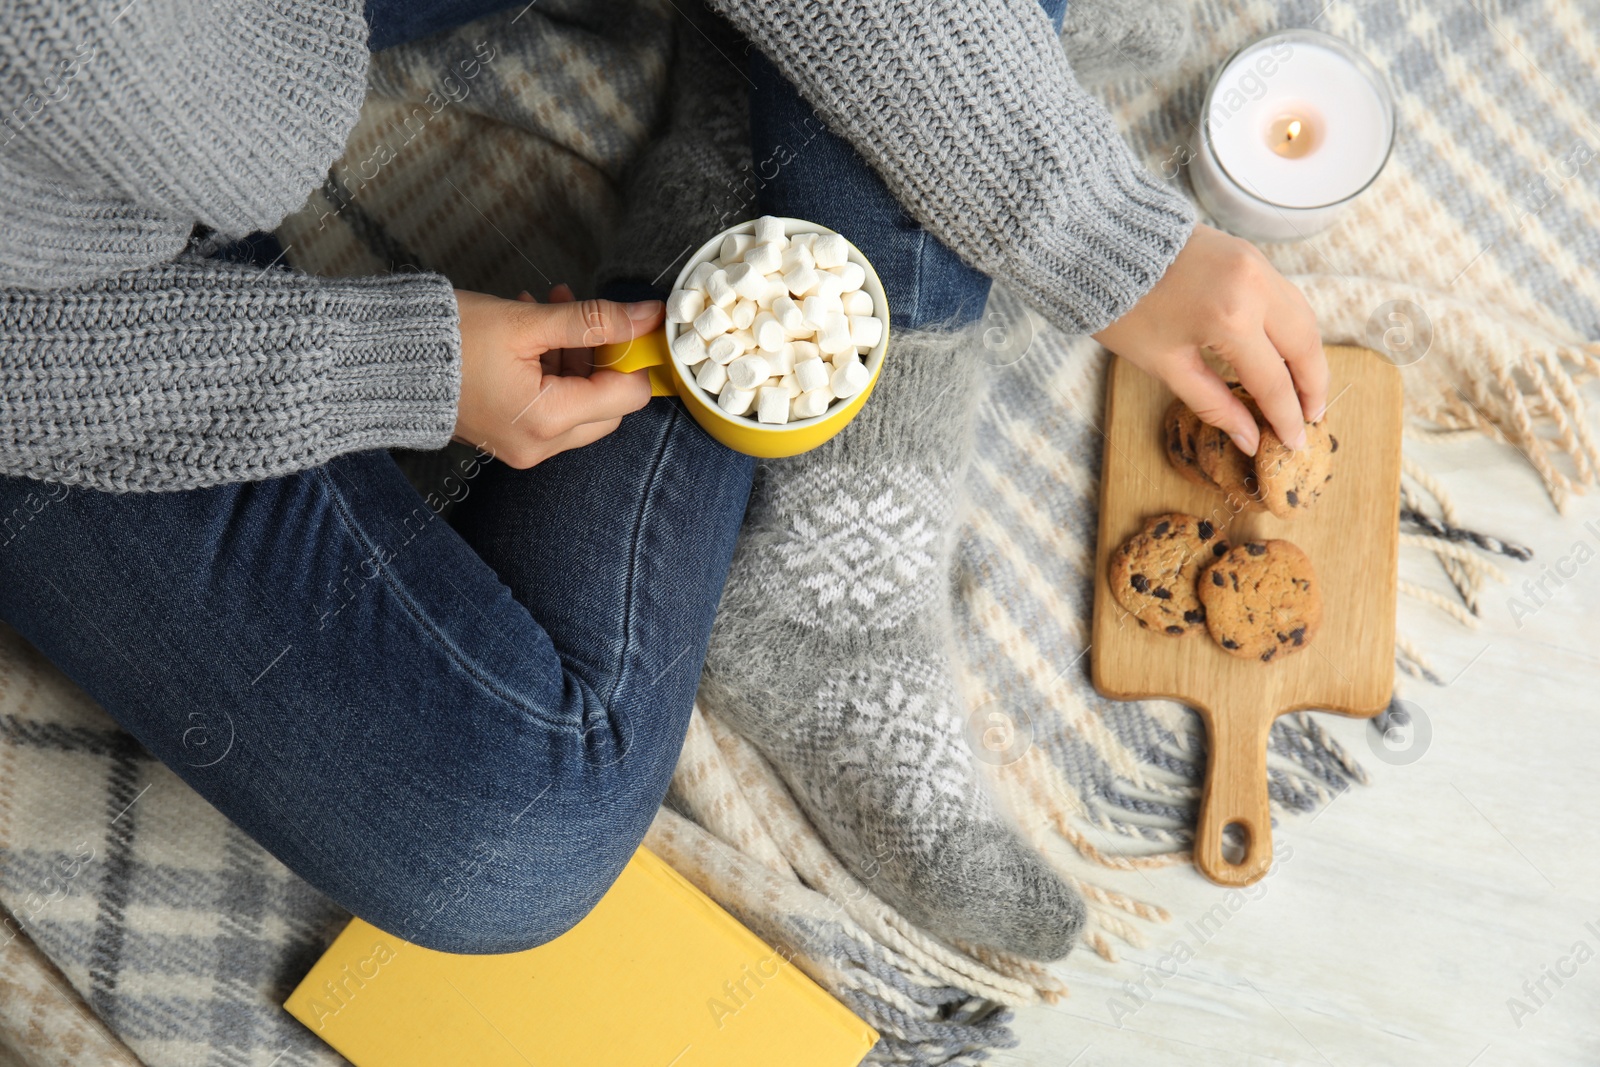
[1059,0,1192,83]
[700,328,1085,961]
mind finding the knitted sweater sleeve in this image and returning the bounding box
[0,257,461,492]
[0,0,463,492]
[704,0,1197,335]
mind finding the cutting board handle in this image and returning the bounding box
[1193,704,1275,886]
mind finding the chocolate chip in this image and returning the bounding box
[1276,632,1288,643]
[1231,572,1240,591]
[1222,638,1239,649]
[1197,520,1214,540]
[1246,542,1266,556]
[1213,542,1228,556]
[1329,435,1339,452]
[1153,587,1172,600]
[1152,520,1170,538]
[1286,490,1299,507]
[1130,573,1149,593]
[1166,625,1184,634]
[1260,648,1276,662]
[1184,608,1205,624]
[1212,571,1225,587]
[1136,618,1148,628]
[1290,626,1306,646]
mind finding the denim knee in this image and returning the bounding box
[349,701,671,955]
[362,802,637,955]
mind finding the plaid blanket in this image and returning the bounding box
[2,0,1596,1063]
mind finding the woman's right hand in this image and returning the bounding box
[451,287,663,467]
[1091,224,1327,456]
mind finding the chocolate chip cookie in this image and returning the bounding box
[1199,539,1322,662]
[1162,399,1214,488]
[1254,418,1336,519]
[1195,420,1266,512]
[1109,512,1231,635]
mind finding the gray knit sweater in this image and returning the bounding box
[1,0,1193,492]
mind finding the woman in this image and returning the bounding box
[0,0,1324,960]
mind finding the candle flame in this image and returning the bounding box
[1285,119,1302,142]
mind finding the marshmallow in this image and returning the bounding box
[768,343,796,377]
[849,314,883,349]
[817,312,854,356]
[695,358,728,393]
[718,385,757,416]
[831,356,870,398]
[720,233,754,262]
[730,298,757,330]
[772,296,806,337]
[793,387,832,419]
[707,333,741,364]
[813,271,846,301]
[672,330,709,366]
[813,233,849,269]
[752,311,786,353]
[782,264,820,297]
[666,287,705,324]
[727,261,768,301]
[789,339,821,365]
[693,303,733,340]
[685,260,717,291]
[744,241,784,274]
[727,354,771,390]
[780,242,815,274]
[802,293,843,329]
[841,289,874,316]
[756,385,790,424]
[754,215,787,246]
[794,356,830,393]
[829,261,866,293]
[705,269,737,308]
[731,328,757,354]
[789,232,817,250]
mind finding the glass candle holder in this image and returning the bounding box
[1189,29,1397,242]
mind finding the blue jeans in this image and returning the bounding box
[0,413,752,954]
[0,0,1064,955]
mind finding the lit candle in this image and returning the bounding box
[1189,30,1395,241]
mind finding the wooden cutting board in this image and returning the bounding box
[1090,345,1403,886]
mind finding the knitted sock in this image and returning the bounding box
[699,328,1085,961]
[1059,0,1193,83]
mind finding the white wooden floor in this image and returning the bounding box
[1010,430,1600,1066]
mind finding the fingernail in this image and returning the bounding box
[1287,428,1308,451]
[1230,429,1258,457]
[627,300,663,321]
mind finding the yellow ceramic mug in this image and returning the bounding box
[594,218,889,458]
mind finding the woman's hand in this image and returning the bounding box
[1091,224,1328,455]
[452,285,663,467]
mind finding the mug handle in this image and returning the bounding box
[596,329,677,398]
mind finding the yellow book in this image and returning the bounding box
[285,846,878,1066]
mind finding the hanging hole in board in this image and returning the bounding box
[1221,821,1250,866]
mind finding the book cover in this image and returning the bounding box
[286,846,878,1066]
